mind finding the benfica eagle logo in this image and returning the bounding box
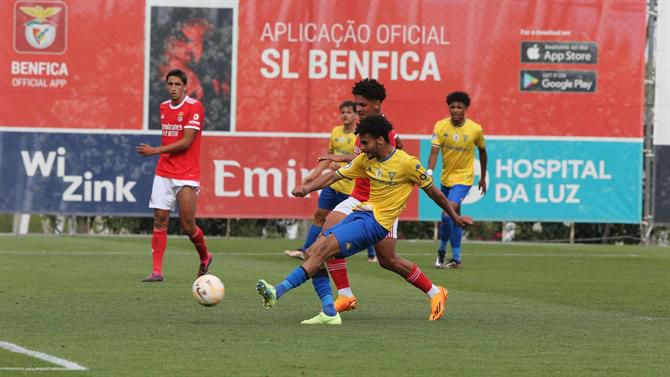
[14,1,68,54]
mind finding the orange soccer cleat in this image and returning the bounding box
[334,295,358,313]
[429,286,449,320]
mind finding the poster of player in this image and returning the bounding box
[147,2,235,131]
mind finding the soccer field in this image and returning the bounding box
[0,236,668,376]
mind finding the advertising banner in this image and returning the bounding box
[418,139,643,223]
[1,0,646,138]
[235,0,645,137]
[0,130,422,218]
[0,132,155,215]
[0,0,647,223]
[1,0,145,129]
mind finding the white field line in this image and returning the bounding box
[0,250,653,258]
[0,341,87,371]
[0,367,81,371]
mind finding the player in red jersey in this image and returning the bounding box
[136,68,212,282]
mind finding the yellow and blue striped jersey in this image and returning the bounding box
[336,148,433,230]
[328,125,356,194]
[431,118,486,186]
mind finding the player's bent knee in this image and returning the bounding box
[307,235,339,260]
[377,256,395,271]
[180,221,196,235]
[313,209,329,227]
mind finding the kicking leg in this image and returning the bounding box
[375,238,448,320]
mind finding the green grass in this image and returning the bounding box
[0,236,668,376]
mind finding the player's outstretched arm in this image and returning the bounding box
[292,171,343,197]
[317,153,355,163]
[426,145,440,174]
[423,185,473,227]
[302,159,331,184]
[478,147,488,195]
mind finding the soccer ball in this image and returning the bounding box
[192,274,225,307]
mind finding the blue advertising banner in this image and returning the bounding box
[0,131,160,215]
[418,138,643,223]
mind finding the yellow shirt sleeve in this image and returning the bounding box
[336,154,367,180]
[475,126,486,149]
[406,157,434,190]
[328,128,336,153]
[431,120,443,146]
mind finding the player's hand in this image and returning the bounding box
[478,179,487,195]
[329,162,340,170]
[136,143,156,156]
[455,215,474,228]
[291,185,309,197]
[318,153,342,162]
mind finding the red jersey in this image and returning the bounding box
[351,130,398,201]
[155,96,204,180]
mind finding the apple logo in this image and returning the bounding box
[526,44,540,60]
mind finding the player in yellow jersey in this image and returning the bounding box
[256,114,472,323]
[285,100,378,261]
[427,91,488,269]
[282,100,376,318]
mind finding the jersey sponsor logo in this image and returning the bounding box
[14,1,68,54]
[161,123,183,137]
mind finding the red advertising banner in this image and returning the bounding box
[197,135,421,219]
[1,0,646,137]
[236,0,646,137]
[1,0,145,129]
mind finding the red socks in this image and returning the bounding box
[405,264,432,293]
[189,226,210,261]
[326,258,350,289]
[151,227,167,275]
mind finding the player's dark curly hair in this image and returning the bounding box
[166,68,188,85]
[352,79,386,102]
[446,91,470,107]
[355,114,392,142]
[339,100,356,111]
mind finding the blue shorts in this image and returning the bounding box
[441,184,471,204]
[317,187,349,210]
[323,211,388,258]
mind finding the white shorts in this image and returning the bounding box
[149,175,200,211]
[332,197,398,239]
